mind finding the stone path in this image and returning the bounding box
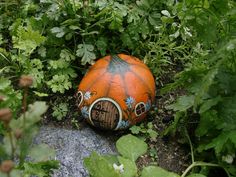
[34,125,117,177]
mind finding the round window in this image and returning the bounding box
[76,91,83,108]
[135,102,146,116]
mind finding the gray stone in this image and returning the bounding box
[34,125,117,177]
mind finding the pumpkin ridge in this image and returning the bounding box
[84,71,107,91]
[107,55,130,74]
[120,74,129,98]
[129,68,154,97]
[104,75,113,97]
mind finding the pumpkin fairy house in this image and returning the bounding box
[76,54,155,130]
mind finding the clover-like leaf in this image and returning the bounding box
[76,44,96,65]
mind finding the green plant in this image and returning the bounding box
[85,134,227,177]
[71,117,80,129]
[161,0,236,176]
[52,102,68,121]
[0,0,190,94]
[129,122,158,140]
[0,75,59,177]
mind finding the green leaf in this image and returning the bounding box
[13,25,46,55]
[84,151,120,177]
[141,166,180,177]
[49,59,69,69]
[218,95,236,131]
[60,49,75,61]
[198,130,236,154]
[129,125,141,134]
[195,110,217,137]
[47,74,72,93]
[10,101,48,129]
[29,144,56,162]
[96,37,108,56]
[52,103,68,120]
[147,129,158,139]
[161,10,171,17]
[33,91,48,97]
[51,27,65,38]
[116,134,147,161]
[76,44,96,65]
[103,154,119,164]
[199,96,221,113]
[38,46,46,57]
[187,174,207,177]
[167,95,195,112]
[118,156,137,177]
[23,160,59,177]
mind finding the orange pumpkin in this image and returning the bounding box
[76,54,155,130]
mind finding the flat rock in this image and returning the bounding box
[34,125,117,177]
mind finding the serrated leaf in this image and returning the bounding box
[96,37,108,56]
[198,130,236,154]
[13,26,46,55]
[129,125,141,134]
[141,166,180,177]
[49,59,69,69]
[51,27,65,38]
[47,74,72,93]
[116,134,147,161]
[195,110,217,137]
[76,44,96,65]
[84,151,120,177]
[60,49,75,61]
[167,95,195,112]
[199,96,221,113]
[218,96,236,130]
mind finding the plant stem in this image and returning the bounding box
[8,131,15,159]
[22,87,28,128]
[181,161,220,177]
[184,128,194,163]
[5,124,15,160]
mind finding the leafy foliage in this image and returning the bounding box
[162,0,236,176]
[0,76,59,176]
[129,122,158,140]
[52,102,68,120]
[84,134,213,177]
[0,0,236,176]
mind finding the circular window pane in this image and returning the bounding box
[76,91,83,108]
[90,99,121,130]
[135,102,146,116]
